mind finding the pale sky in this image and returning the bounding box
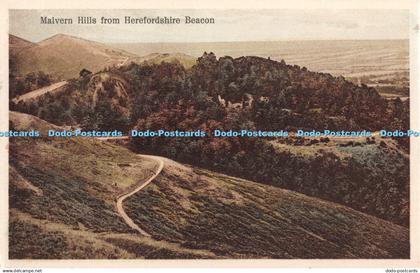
[9,9,410,43]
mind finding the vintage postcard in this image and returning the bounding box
[0,0,419,270]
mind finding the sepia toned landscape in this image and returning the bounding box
[8,9,410,260]
[114,39,408,79]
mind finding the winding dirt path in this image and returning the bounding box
[12,81,68,104]
[116,155,164,237]
[96,136,129,141]
[118,56,130,67]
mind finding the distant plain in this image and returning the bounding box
[112,40,408,79]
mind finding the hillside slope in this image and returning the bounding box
[9,111,213,259]
[12,34,136,79]
[124,158,409,259]
[9,112,409,259]
[129,53,196,68]
[9,34,36,56]
[11,53,410,227]
[10,34,197,80]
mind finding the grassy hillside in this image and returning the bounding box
[9,34,35,57]
[124,159,409,259]
[9,112,409,259]
[13,34,135,80]
[129,53,197,69]
[10,34,197,80]
[266,136,409,226]
[9,112,213,259]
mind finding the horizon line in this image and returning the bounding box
[109,38,409,44]
[9,33,409,45]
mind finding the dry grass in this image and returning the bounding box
[125,158,409,259]
[9,111,409,259]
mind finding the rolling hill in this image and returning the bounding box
[9,112,409,259]
[11,53,410,227]
[9,34,35,57]
[128,53,197,69]
[11,34,136,80]
[9,34,197,80]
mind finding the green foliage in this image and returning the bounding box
[81,100,131,132]
[10,71,54,98]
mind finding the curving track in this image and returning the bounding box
[115,155,164,237]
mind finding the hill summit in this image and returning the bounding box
[10,33,135,79]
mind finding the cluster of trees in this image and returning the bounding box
[11,71,131,132]
[124,53,408,225]
[12,53,409,134]
[9,71,54,99]
[123,52,409,132]
[10,57,54,98]
[11,53,409,225]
